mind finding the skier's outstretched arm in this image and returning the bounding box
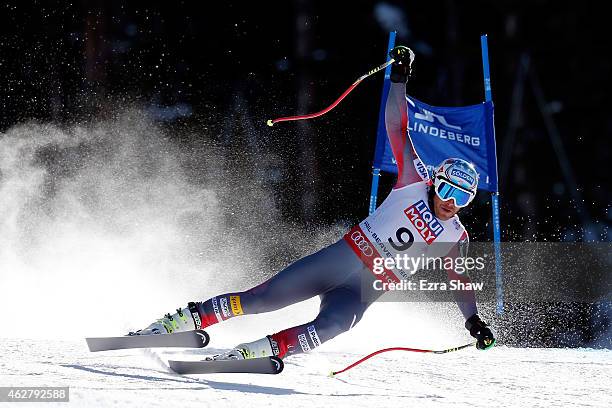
[444,233,478,320]
[385,46,427,189]
[445,234,496,350]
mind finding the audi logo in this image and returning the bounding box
[350,231,374,257]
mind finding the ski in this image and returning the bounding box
[168,356,284,375]
[86,329,210,352]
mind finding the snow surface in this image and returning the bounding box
[1,337,610,408]
[2,117,611,407]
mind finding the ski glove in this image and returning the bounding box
[465,314,496,350]
[389,45,415,83]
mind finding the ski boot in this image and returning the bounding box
[207,337,276,361]
[130,303,200,336]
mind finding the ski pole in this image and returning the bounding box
[329,342,476,377]
[266,58,395,127]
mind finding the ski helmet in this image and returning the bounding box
[432,158,479,207]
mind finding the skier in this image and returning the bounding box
[135,46,496,359]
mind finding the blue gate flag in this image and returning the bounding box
[373,95,498,192]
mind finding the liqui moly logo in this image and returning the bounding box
[404,200,444,244]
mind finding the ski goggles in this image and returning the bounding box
[434,177,476,208]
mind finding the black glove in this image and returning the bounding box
[389,45,415,83]
[465,314,496,350]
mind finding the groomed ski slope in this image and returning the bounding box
[1,337,610,408]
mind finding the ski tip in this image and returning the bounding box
[84,338,100,352]
[266,119,274,127]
